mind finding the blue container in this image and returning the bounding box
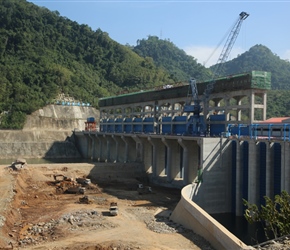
[210,114,226,121]
[173,116,187,135]
[144,117,154,133]
[210,124,225,136]
[100,119,108,132]
[230,125,250,137]
[108,119,115,132]
[161,117,172,134]
[87,117,95,122]
[115,118,123,133]
[124,118,132,133]
[133,118,143,133]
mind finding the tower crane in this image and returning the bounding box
[184,11,249,136]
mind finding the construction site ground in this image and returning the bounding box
[0,163,214,250]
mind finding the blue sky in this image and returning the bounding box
[28,0,290,67]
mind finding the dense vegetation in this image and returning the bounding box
[1,0,290,128]
[0,0,173,128]
[133,36,212,82]
[244,191,290,240]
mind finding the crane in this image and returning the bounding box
[184,11,249,136]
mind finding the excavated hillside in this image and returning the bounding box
[0,105,99,159]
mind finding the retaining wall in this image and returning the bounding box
[170,184,254,250]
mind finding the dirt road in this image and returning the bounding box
[0,163,214,250]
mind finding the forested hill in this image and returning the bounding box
[133,36,212,82]
[0,0,173,128]
[1,0,290,129]
[215,44,290,90]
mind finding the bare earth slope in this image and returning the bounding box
[0,163,214,250]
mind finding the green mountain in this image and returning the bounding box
[0,0,173,128]
[216,44,290,90]
[133,36,212,83]
[1,0,290,129]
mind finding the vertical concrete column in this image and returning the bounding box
[262,92,267,121]
[178,138,198,185]
[121,135,129,163]
[112,135,126,163]
[162,138,180,182]
[140,137,153,173]
[281,142,290,193]
[235,140,243,216]
[106,136,110,162]
[88,134,95,160]
[148,137,165,177]
[250,91,255,123]
[266,142,274,199]
[85,134,92,160]
[112,135,119,163]
[132,135,143,163]
[99,135,107,162]
[178,138,188,184]
[95,134,102,162]
[237,97,242,121]
[248,140,259,205]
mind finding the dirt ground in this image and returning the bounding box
[0,163,214,250]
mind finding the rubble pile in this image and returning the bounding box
[16,209,118,247]
[145,217,189,234]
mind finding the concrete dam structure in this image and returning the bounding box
[73,71,290,249]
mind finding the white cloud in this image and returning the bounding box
[183,45,245,67]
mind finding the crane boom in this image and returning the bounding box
[184,11,249,136]
[204,11,249,99]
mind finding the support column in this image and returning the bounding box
[148,137,165,177]
[250,91,255,123]
[162,138,180,182]
[281,142,290,193]
[262,92,267,121]
[121,136,129,163]
[235,140,243,216]
[95,134,102,162]
[266,142,274,199]
[85,133,92,160]
[132,135,143,163]
[112,135,119,163]
[88,133,95,160]
[248,140,260,205]
[139,137,152,173]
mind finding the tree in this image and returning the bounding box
[243,190,290,240]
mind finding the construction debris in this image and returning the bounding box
[79,196,92,204]
[137,184,153,195]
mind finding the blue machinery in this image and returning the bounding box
[100,117,290,141]
[228,123,290,141]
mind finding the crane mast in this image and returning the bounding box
[184,11,249,136]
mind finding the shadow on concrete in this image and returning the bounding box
[43,135,83,161]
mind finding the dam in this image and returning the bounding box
[72,71,290,249]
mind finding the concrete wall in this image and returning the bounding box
[194,138,233,214]
[0,105,99,159]
[23,105,99,131]
[170,184,253,250]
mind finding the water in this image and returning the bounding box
[211,213,270,246]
